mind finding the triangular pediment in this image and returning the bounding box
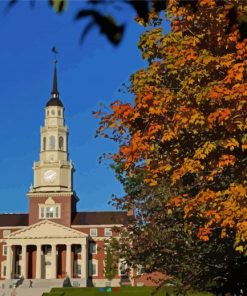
[7,220,87,239]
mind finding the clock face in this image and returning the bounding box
[44,170,57,183]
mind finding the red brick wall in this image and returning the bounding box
[27,245,36,279]
[28,194,74,226]
[57,245,66,278]
[133,272,167,287]
[73,228,123,281]
[0,228,25,280]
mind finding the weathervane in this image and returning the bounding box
[52,47,59,64]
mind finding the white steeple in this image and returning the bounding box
[31,61,74,192]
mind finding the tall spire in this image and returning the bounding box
[51,60,58,95]
[46,48,63,107]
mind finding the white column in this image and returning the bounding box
[81,244,87,280]
[36,245,42,279]
[6,245,12,279]
[66,244,71,277]
[21,245,27,278]
[51,244,57,279]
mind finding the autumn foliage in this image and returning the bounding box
[97,0,247,256]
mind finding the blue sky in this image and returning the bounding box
[0,1,149,213]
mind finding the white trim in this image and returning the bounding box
[1,261,6,278]
[2,245,7,256]
[104,228,112,237]
[6,219,88,239]
[90,228,98,237]
[89,241,97,254]
[72,224,123,228]
[27,192,74,197]
[89,259,98,276]
[38,204,61,219]
[3,230,11,238]
[0,226,27,229]
[74,259,82,276]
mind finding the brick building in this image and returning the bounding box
[0,62,164,288]
[0,62,133,287]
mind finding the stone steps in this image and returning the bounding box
[0,287,51,296]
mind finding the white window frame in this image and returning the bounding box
[74,259,81,276]
[88,259,98,276]
[3,230,11,238]
[39,204,61,219]
[90,228,98,237]
[1,262,6,278]
[2,245,7,256]
[89,242,97,254]
[104,228,112,237]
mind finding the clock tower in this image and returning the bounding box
[28,60,78,226]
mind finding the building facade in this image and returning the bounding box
[0,63,132,287]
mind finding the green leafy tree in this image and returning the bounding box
[104,243,118,285]
[96,0,247,294]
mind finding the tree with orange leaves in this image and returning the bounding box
[96,0,247,293]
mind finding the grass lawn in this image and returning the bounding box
[42,286,213,296]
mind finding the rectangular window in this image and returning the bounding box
[2,245,7,256]
[104,228,112,237]
[3,265,6,277]
[89,260,97,276]
[74,261,81,275]
[55,206,59,218]
[46,207,54,218]
[41,207,45,218]
[90,228,97,237]
[89,242,97,254]
[39,205,61,219]
[3,230,11,238]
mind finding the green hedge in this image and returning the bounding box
[42,292,65,296]
[43,287,212,296]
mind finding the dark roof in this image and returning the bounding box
[46,97,64,107]
[46,62,64,108]
[72,211,129,226]
[0,214,28,227]
[0,211,128,227]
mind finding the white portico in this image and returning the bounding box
[4,220,88,282]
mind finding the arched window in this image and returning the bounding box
[58,110,61,116]
[43,137,46,151]
[51,109,55,116]
[47,110,49,116]
[59,136,64,150]
[49,136,55,150]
